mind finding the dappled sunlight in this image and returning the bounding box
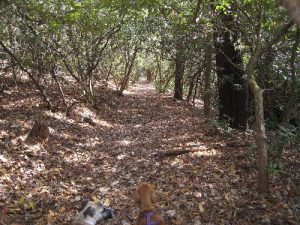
[1,0,298,223]
[118,138,132,146]
[51,130,75,144]
[79,106,97,118]
[45,105,115,129]
[125,77,156,96]
[62,151,95,164]
[98,119,114,128]
[191,148,219,157]
[44,110,70,122]
[170,158,185,168]
[23,143,48,155]
[1,75,297,225]
[0,129,9,137]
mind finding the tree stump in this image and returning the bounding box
[26,121,50,143]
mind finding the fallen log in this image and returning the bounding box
[155,149,202,158]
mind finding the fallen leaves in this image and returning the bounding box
[0,79,299,225]
[166,209,176,217]
[198,202,205,213]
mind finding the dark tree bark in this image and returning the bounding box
[174,40,185,100]
[26,121,50,143]
[214,12,248,129]
[186,66,201,103]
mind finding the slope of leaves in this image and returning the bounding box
[0,77,299,225]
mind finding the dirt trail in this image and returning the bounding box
[0,78,298,225]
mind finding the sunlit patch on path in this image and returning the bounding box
[124,77,157,96]
[0,78,297,225]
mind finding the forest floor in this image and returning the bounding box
[0,77,299,225]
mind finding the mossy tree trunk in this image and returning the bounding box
[246,19,294,193]
[248,67,269,193]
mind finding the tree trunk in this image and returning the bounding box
[155,54,163,92]
[215,12,248,128]
[281,0,300,27]
[174,40,185,100]
[246,19,293,194]
[192,70,202,105]
[246,43,269,193]
[0,40,53,110]
[118,45,139,95]
[186,66,201,103]
[249,76,269,193]
[203,33,213,118]
[50,65,67,108]
[8,25,17,85]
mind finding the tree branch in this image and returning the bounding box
[215,47,245,72]
[260,19,294,54]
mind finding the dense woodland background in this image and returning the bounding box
[0,0,299,225]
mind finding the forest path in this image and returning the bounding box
[1,77,296,225]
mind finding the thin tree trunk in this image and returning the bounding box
[186,68,200,103]
[249,75,269,193]
[119,45,139,95]
[50,66,67,108]
[246,42,269,193]
[245,19,293,193]
[203,33,213,118]
[162,73,175,93]
[192,70,202,105]
[87,70,94,105]
[0,40,53,110]
[155,54,163,92]
[174,40,185,100]
[8,25,17,85]
[105,63,113,87]
[186,0,203,103]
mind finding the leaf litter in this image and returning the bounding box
[0,78,299,225]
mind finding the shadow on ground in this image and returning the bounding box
[0,78,298,225]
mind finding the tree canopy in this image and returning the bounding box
[0,0,299,224]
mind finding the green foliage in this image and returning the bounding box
[268,125,299,159]
[268,161,282,177]
[0,0,297,119]
[247,142,257,158]
[210,118,235,137]
[214,0,232,12]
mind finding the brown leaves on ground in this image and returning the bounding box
[0,78,299,225]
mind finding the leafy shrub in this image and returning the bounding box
[210,117,235,137]
[268,125,299,158]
